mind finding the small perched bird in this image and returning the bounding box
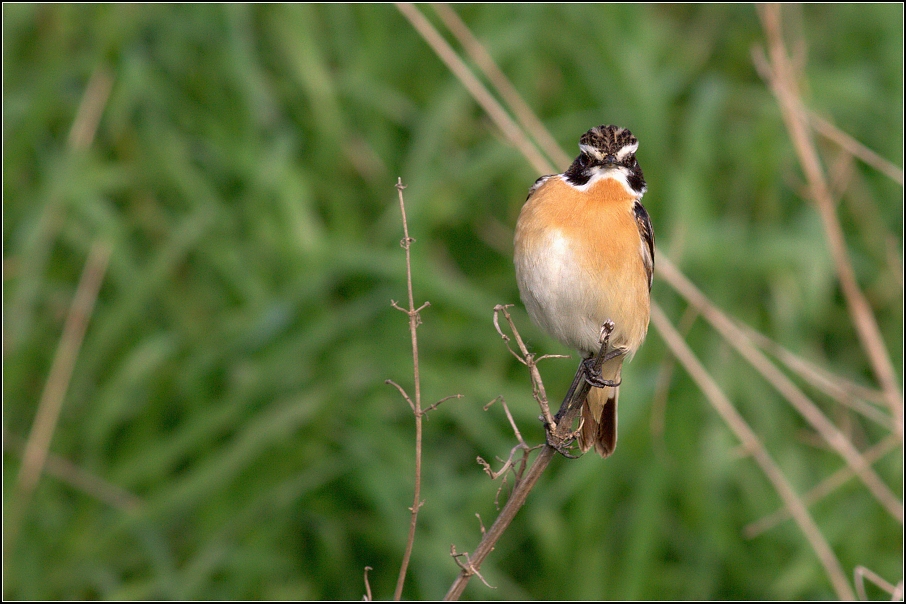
[514,124,654,458]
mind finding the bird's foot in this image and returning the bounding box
[582,357,621,388]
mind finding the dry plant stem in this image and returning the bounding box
[67,65,113,151]
[445,320,613,600]
[493,305,558,429]
[363,566,374,601]
[391,178,428,601]
[740,323,892,427]
[3,430,142,512]
[4,241,111,566]
[745,434,901,538]
[756,3,904,442]
[429,3,572,170]
[855,566,904,601]
[478,398,539,510]
[807,109,904,187]
[657,255,903,524]
[445,444,556,601]
[651,303,855,600]
[395,3,555,176]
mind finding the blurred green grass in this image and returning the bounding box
[3,4,902,600]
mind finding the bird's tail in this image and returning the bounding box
[578,356,623,458]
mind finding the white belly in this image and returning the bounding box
[515,230,613,355]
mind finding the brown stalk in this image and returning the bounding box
[3,429,142,512]
[755,3,903,442]
[429,3,572,171]
[445,309,613,600]
[4,241,111,566]
[739,323,892,427]
[67,65,113,151]
[395,3,555,176]
[807,111,904,187]
[651,303,855,600]
[744,434,901,538]
[390,178,429,600]
[657,255,903,523]
[445,445,555,600]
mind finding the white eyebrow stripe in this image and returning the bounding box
[579,144,604,160]
[616,141,638,160]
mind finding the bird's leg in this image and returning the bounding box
[581,320,622,388]
[546,320,620,456]
[582,350,623,388]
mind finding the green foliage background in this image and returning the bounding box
[3,4,902,600]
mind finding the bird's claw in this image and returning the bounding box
[582,357,621,388]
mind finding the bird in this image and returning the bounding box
[513,124,654,458]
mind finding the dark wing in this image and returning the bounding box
[525,174,554,201]
[633,201,655,291]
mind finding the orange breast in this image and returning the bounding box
[514,175,650,356]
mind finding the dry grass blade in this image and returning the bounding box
[395,3,555,176]
[740,323,892,428]
[5,241,111,564]
[3,430,142,512]
[657,255,903,523]
[651,303,855,600]
[755,3,903,442]
[430,3,572,170]
[745,435,901,538]
[807,111,904,187]
[67,65,113,151]
[854,565,904,601]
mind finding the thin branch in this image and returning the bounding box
[450,545,495,589]
[445,320,615,600]
[445,444,556,600]
[385,379,416,413]
[651,303,855,600]
[392,177,428,601]
[755,3,903,442]
[485,396,526,447]
[492,304,582,450]
[423,394,465,415]
[477,444,528,482]
[493,304,559,430]
[478,397,539,509]
[657,255,903,523]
